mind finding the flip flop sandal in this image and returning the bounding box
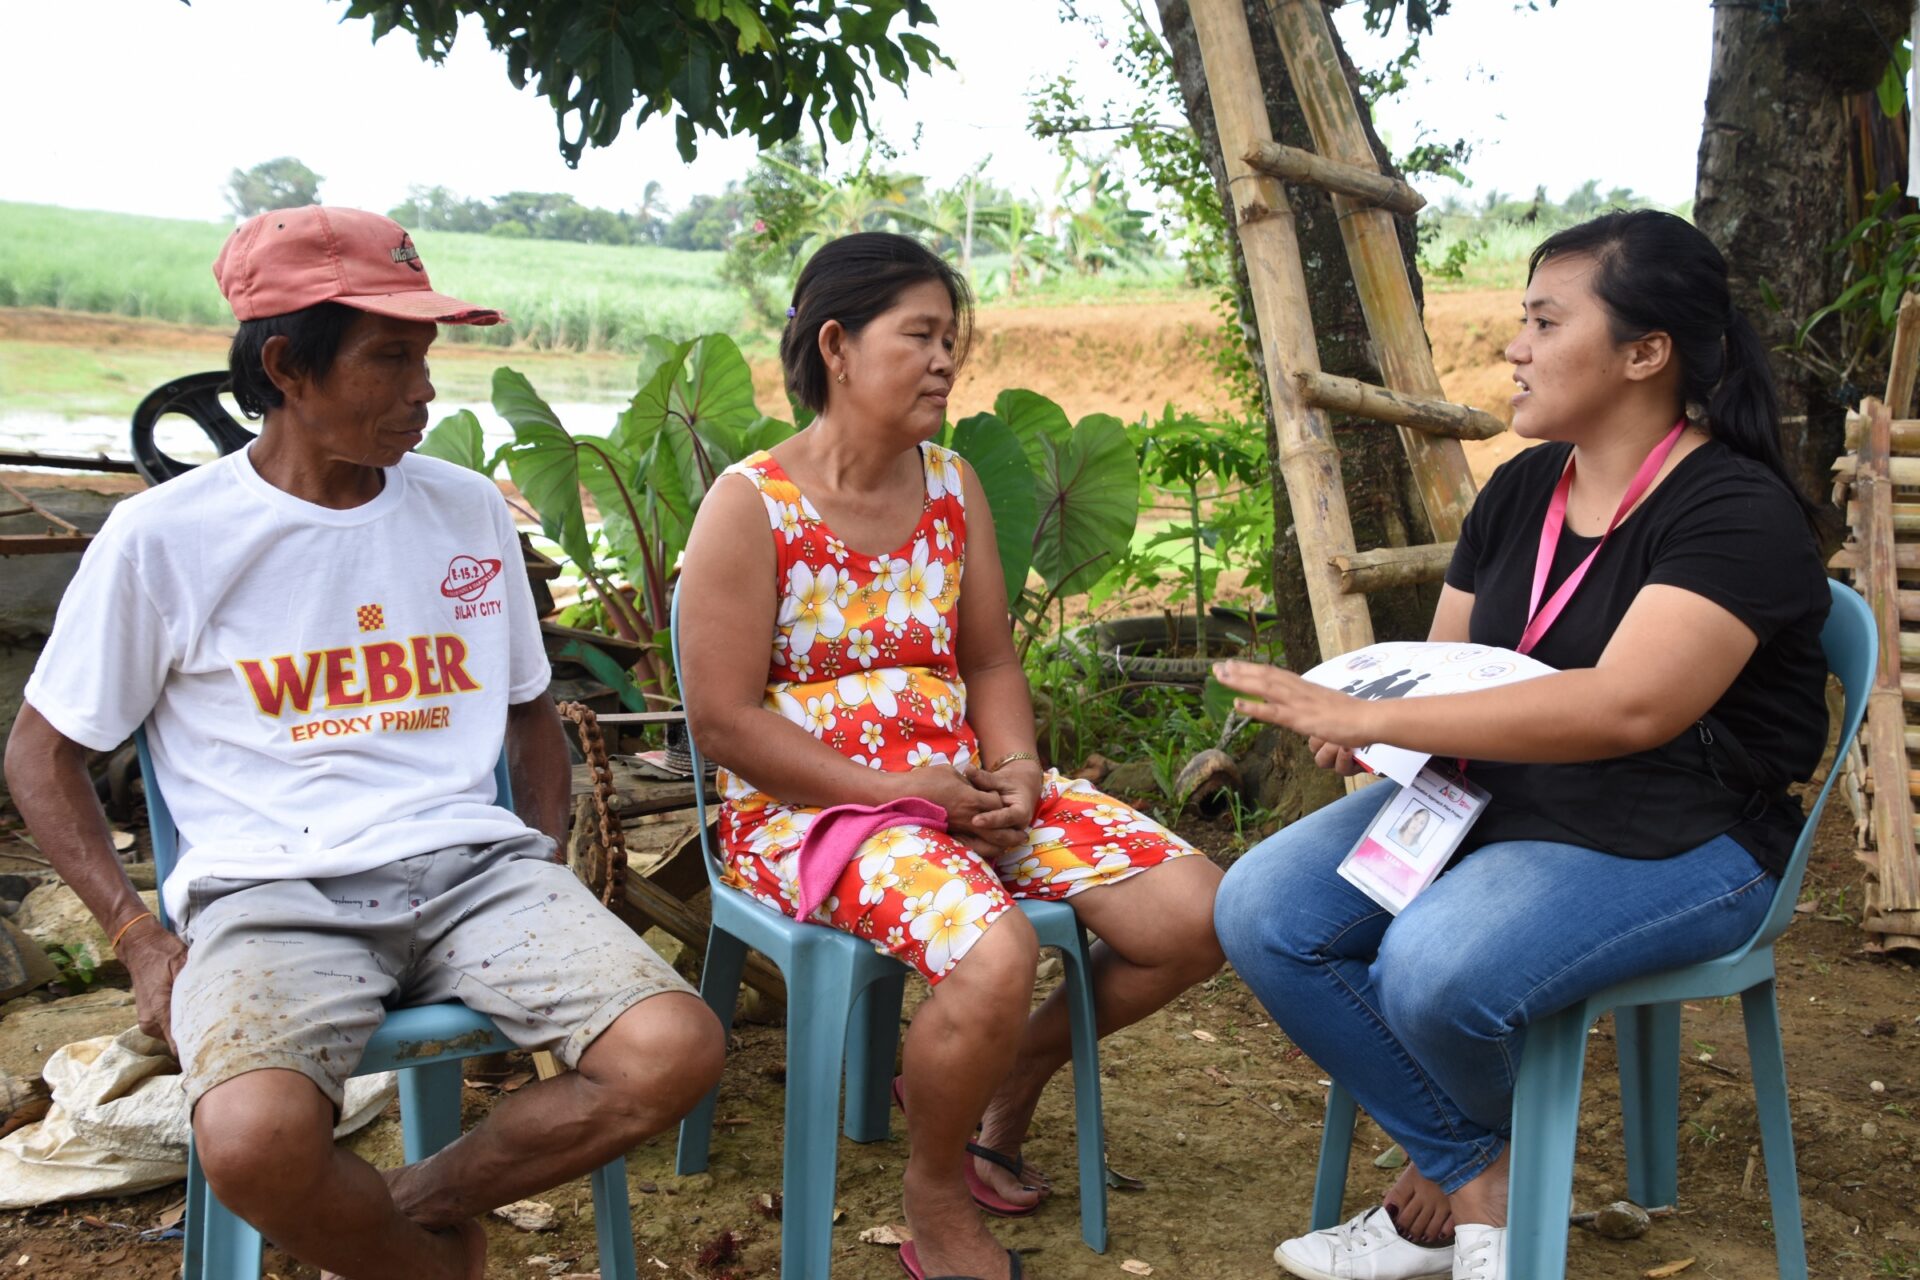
[897,1240,1025,1280]
[891,1076,1046,1218]
[320,1217,485,1280]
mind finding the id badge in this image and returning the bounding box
[1338,761,1490,915]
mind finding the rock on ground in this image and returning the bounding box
[0,988,138,1080]
[0,917,58,1000]
[16,883,159,981]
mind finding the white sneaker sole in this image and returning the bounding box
[1272,1248,1452,1280]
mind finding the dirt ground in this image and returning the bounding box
[0,783,1915,1280]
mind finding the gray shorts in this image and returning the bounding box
[171,832,692,1111]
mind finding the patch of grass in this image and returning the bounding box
[0,201,750,353]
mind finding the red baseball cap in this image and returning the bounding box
[212,205,505,326]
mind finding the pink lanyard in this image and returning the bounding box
[1516,420,1687,656]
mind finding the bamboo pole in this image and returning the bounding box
[1265,0,1478,541]
[1830,453,1920,484]
[1188,0,1374,662]
[1842,412,1920,453]
[1243,140,1426,214]
[1296,371,1505,440]
[1330,542,1457,594]
[1857,397,1920,951]
[1828,542,1920,572]
[1885,292,1920,418]
[1844,501,1920,535]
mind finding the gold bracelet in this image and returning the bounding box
[987,751,1038,771]
[110,910,156,951]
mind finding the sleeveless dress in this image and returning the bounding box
[716,441,1199,983]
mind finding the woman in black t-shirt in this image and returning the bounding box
[1211,211,1828,1280]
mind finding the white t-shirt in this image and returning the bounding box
[25,449,550,922]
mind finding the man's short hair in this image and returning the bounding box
[227,301,360,419]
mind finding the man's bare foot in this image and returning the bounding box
[1382,1163,1455,1245]
[903,1158,1017,1280]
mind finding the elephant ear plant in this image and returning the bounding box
[943,387,1141,656]
[419,333,795,696]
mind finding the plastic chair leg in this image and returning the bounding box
[183,1137,210,1280]
[676,925,749,1175]
[198,1195,264,1280]
[844,971,907,1143]
[1506,1005,1590,1280]
[590,1155,638,1280]
[1312,1082,1359,1230]
[1056,924,1109,1254]
[1615,1001,1681,1209]
[1742,980,1808,1280]
[780,945,861,1280]
[397,1057,464,1164]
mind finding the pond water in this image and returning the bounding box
[0,400,631,472]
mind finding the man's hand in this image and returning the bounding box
[117,921,187,1054]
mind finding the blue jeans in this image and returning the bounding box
[1215,785,1776,1191]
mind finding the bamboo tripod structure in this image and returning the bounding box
[1187,0,1501,668]
[1830,292,1920,956]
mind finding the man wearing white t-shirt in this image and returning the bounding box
[3,207,723,1280]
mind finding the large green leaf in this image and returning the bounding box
[501,421,593,573]
[491,366,566,436]
[741,414,798,455]
[994,388,1071,478]
[1032,413,1140,598]
[417,409,486,473]
[949,412,1037,601]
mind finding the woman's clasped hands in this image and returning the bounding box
[907,758,1044,857]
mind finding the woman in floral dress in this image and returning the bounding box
[679,232,1224,1280]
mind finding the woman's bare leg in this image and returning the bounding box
[971,855,1225,1202]
[900,908,1040,1280]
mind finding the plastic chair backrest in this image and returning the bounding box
[667,585,727,895]
[1732,579,1874,954]
[135,728,514,929]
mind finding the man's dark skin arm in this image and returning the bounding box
[505,693,570,853]
[3,703,186,1047]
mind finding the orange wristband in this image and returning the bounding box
[110,910,156,951]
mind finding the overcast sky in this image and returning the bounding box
[0,0,1711,224]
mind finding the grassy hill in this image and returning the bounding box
[0,202,746,353]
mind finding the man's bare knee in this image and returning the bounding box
[193,1069,335,1213]
[578,993,726,1129]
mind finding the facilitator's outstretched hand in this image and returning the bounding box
[1212,659,1380,749]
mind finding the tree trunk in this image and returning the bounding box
[1694,0,1909,549]
[1156,0,1438,820]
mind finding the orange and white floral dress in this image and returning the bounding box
[716,441,1198,983]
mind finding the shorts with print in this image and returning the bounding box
[722,771,1201,983]
[170,832,693,1112]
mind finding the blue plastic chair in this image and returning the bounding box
[134,731,638,1280]
[667,586,1110,1278]
[1308,579,1875,1280]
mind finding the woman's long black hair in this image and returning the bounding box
[1529,210,1816,521]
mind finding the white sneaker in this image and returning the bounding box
[1451,1224,1507,1280]
[1273,1206,1454,1280]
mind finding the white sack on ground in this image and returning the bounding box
[0,1028,396,1208]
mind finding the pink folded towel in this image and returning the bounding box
[793,797,948,919]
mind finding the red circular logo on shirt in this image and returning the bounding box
[440,555,501,601]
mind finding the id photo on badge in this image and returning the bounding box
[1389,802,1437,855]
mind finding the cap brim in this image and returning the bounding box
[335,290,506,326]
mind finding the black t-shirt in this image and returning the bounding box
[1444,438,1829,875]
